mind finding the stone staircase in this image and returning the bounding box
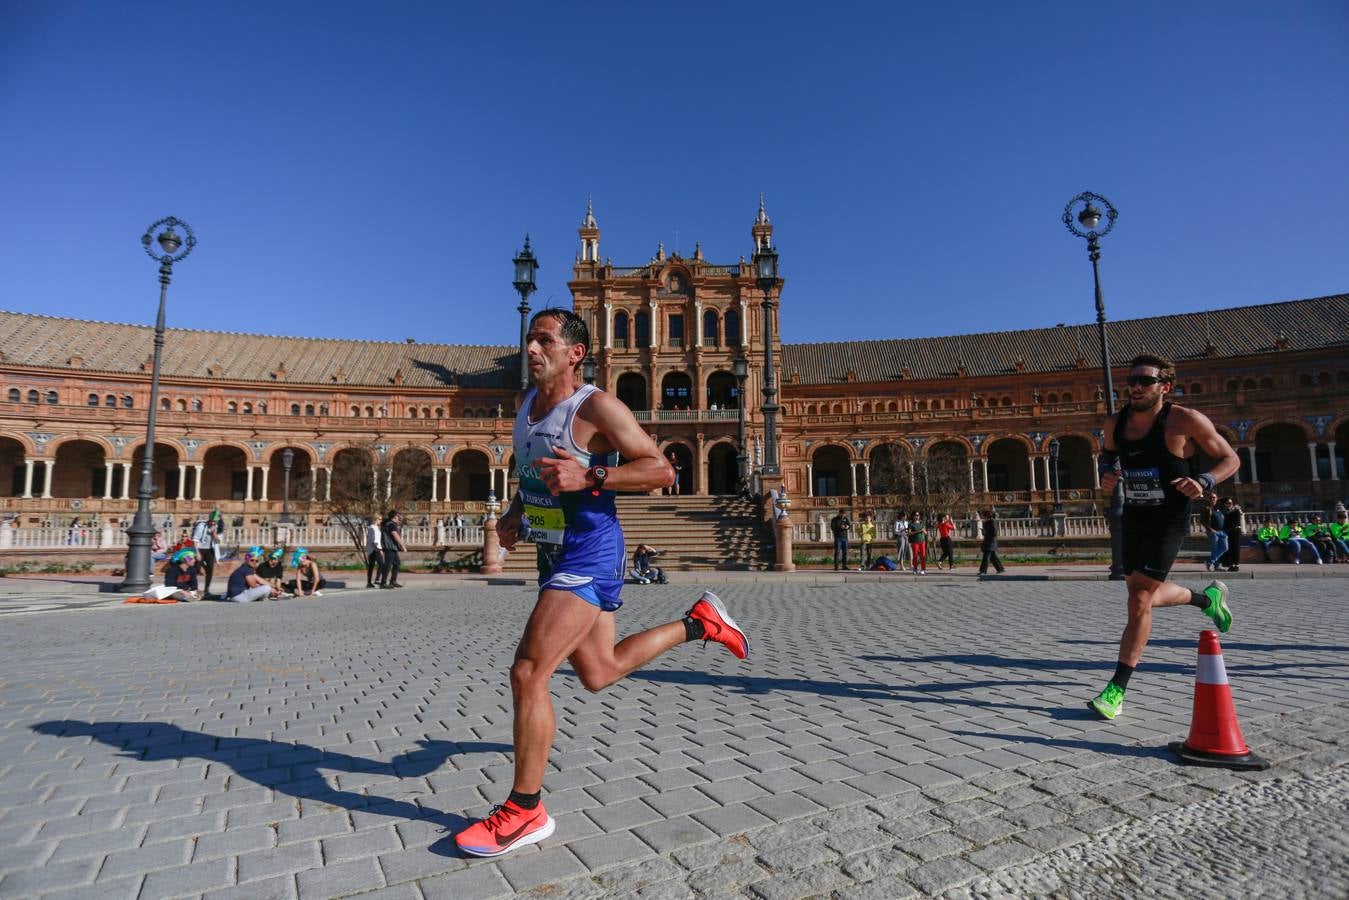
[496,496,774,573]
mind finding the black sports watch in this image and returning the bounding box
[587,465,609,495]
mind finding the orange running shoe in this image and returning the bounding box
[454,799,554,857]
[687,591,749,660]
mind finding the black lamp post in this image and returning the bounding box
[121,216,196,592]
[734,356,748,487]
[1063,191,1123,576]
[582,356,596,386]
[1049,439,1063,512]
[753,243,781,476]
[280,447,295,524]
[513,236,539,389]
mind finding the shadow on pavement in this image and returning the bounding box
[947,727,1174,760]
[30,720,510,857]
[569,668,1071,712]
[860,653,1347,680]
[1061,638,1349,654]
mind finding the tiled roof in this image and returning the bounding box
[780,294,1349,385]
[0,311,518,388]
[2,294,1345,389]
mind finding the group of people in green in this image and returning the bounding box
[1252,511,1348,564]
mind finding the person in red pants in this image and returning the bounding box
[909,515,929,574]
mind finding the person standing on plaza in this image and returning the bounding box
[936,513,957,570]
[858,512,876,570]
[379,510,406,587]
[453,309,749,858]
[893,510,912,572]
[830,509,852,571]
[191,509,223,598]
[1220,497,1243,571]
[908,514,928,574]
[1203,493,1228,572]
[366,514,384,588]
[978,509,1005,575]
[1087,353,1239,721]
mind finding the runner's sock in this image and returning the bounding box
[1188,589,1209,609]
[508,790,541,810]
[683,615,705,642]
[1111,662,1134,691]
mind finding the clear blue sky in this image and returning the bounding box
[2,1,1346,346]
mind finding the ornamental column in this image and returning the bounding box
[980,457,989,492]
[22,459,34,498]
[694,299,703,346]
[603,302,613,350]
[40,462,52,498]
[104,463,114,500]
[1329,441,1340,480]
[259,466,270,501]
[324,467,333,501]
[1091,453,1101,488]
[805,462,813,497]
[177,464,187,500]
[1308,443,1320,481]
[121,463,132,499]
[1246,446,1260,484]
[429,468,439,502]
[967,459,975,493]
[861,461,870,495]
[1041,455,1052,492]
[245,466,255,502]
[193,465,203,500]
[1027,456,1038,492]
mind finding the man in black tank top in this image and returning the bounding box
[1087,354,1241,721]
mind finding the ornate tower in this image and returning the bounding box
[579,196,600,263]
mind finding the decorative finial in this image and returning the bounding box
[582,196,597,227]
[756,193,770,225]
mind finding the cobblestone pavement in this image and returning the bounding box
[0,577,1345,899]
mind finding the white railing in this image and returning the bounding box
[0,522,485,552]
[795,513,1234,543]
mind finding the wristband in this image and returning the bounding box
[1195,472,1216,491]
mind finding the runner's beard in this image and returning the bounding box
[1129,392,1163,412]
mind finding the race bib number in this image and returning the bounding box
[522,499,566,545]
[1122,467,1165,506]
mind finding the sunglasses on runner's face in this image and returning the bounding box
[1127,375,1164,387]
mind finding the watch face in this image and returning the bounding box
[592,467,608,480]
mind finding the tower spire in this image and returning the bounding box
[578,196,600,262]
[751,193,774,251]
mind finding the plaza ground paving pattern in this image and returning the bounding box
[0,576,1345,899]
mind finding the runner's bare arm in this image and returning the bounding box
[1169,407,1240,499]
[537,391,674,494]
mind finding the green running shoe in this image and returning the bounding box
[1201,580,1232,633]
[1088,682,1125,720]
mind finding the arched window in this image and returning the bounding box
[192,398,202,412]
[422,407,431,418]
[724,309,740,345]
[703,309,719,347]
[88,393,99,406]
[1226,378,1239,391]
[613,311,629,349]
[291,403,301,416]
[242,402,253,414]
[351,406,360,417]
[305,404,315,416]
[46,390,58,405]
[1047,393,1059,404]
[161,397,171,410]
[943,399,954,409]
[436,407,444,418]
[635,311,650,348]
[365,406,374,417]
[257,401,266,414]
[409,408,418,418]
[318,403,327,415]
[1062,391,1073,402]
[1317,371,1331,384]
[916,400,928,411]
[227,401,238,413]
[175,399,186,411]
[1002,396,1013,407]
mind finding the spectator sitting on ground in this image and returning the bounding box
[285,548,326,597]
[137,548,203,601]
[226,547,281,603]
[869,555,897,571]
[630,544,667,584]
[256,548,288,596]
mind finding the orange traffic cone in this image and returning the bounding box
[1169,630,1268,770]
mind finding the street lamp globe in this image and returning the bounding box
[157,228,182,255]
[1077,203,1102,231]
[733,356,748,381]
[513,236,539,294]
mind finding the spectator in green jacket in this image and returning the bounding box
[1255,523,1282,562]
[1329,513,1349,561]
[1304,515,1338,563]
[1279,519,1322,564]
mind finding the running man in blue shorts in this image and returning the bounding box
[454,309,750,858]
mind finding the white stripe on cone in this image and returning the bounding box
[1196,653,1229,686]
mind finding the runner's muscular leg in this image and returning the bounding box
[511,589,603,793]
[1118,572,1193,667]
[569,611,687,693]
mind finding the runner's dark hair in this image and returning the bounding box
[1129,352,1176,384]
[531,308,590,355]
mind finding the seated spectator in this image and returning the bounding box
[256,548,288,596]
[226,547,280,603]
[630,544,666,584]
[1329,512,1349,561]
[285,548,326,597]
[1280,518,1322,564]
[869,555,897,571]
[137,548,202,601]
[1255,522,1282,562]
[1304,515,1338,563]
[151,531,168,563]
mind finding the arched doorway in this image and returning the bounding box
[661,372,693,410]
[0,437,24,496]
[392,448,434,501]
[266,447,315,507]
[51,440,108,498]
[129,442,182,501]
[811,445,853,497]
[706,371,737,409]
[1052,435,1094,491]
[707,443,739,495]
[202,446,249,501]
[450,449,491,501]
[1254,423,1311,482]
[924,441,969,511]
[869,442,912,497]
[1335,421,1349,481]
[985,438,1030,492]
[616,373,648,411]
[664,444,694,495]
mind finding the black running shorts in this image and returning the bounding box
[1121,516,1189,582]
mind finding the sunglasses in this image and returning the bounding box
[1126,375,1166,387]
